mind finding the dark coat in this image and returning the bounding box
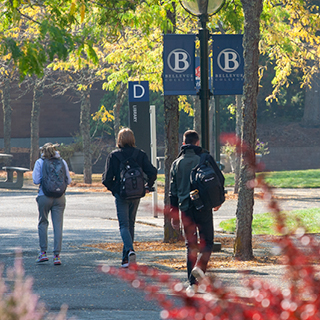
[169,144,225,211]
[102,146,157,196]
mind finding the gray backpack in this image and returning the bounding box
[41,158,68,198]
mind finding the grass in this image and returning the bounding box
[219,207,320,235]
[224,169,320,188]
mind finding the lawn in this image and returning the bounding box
[220,207,320,235]
[158,169,320,189]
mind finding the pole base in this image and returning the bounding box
[212,242,222,252]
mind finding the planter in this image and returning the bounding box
[70,152,84,174]
[220,154,232,173]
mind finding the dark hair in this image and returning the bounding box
[117,128,136,148]
[183,130,199,145]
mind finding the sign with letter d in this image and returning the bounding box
[128,81,151,159]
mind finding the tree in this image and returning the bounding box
[0,0,137,77]
[0,71,11,154]
[234,0,263,260]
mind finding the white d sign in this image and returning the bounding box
[133,84,145,99]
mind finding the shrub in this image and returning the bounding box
[0,252,68,320]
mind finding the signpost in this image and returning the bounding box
[128,81,151,160]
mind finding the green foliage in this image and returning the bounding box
[219,208,320,234]
[224,169,320,188]
[263,169,320,188]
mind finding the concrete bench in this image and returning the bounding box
[0,166,30,189]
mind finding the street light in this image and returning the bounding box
[180,0,225,151]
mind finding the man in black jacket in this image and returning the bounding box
[102,128,157,268]
[169,130,225,293]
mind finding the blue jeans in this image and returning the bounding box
[114,194,140,260]
[181,206,214,285]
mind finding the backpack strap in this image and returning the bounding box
[198,152,209,166]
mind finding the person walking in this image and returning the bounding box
[33,143,72,265]
[102,128,157,268]
[169,130,225,293]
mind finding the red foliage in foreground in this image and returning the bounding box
[101,135,320,320]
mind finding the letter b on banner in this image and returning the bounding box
[128,81,151,160]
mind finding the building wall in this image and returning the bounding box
[0,81,105,147]
[222,146,320,173]
[260,147,320,171]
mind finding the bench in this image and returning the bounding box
[0,166,30,189]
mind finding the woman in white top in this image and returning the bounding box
[32,143,72,265]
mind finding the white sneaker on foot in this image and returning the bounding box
[186,284,197,295]
[128,250,136,265]
[191,266,205,281]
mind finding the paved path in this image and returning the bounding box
[1,183,320,319]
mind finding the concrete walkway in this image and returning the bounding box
[1,183,320,319]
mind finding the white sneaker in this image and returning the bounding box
[191,266,205,281]
[128,250,136,265]
[186,284,197,295]
[186,283,207,295]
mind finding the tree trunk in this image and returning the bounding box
[163,95,180,242]
[301,73,320,128]
[163,3,180,242]
[1,78,11,154]
[30,78,44,169]
[235,0,263,260]
[80,90,92,184]
[113,82,127,145]
[234,95,242,194]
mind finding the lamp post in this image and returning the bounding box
[180,0,225,151]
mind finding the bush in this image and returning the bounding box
[0,252,68,320]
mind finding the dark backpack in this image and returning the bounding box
[115,149,146,200]
[190,153,225,210]
[41,158,68,198]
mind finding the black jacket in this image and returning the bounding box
[169,144,225,211]
[102,146,157,196]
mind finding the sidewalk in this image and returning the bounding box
[1,184,320,319]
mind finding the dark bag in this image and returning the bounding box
[41,158,68,198]
[190,153,225,210]
[115,149,146,200]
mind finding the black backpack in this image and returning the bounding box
[115,149,146,200]
[190,153,225,210]
[41,158,68,198]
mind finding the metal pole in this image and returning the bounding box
[150,105,158,218]
[199,14,210,151]
[214,95,220,164]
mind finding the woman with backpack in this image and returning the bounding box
[32,142,72,265]
[102,128,157,268]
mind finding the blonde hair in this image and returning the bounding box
[41,143,59,159]
[117,128,136,148]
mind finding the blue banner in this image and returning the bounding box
[163,34,196,95]
[195,56,213,92]
[129,81,149,102]
[212,34,244,95]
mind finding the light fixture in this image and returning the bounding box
[180,0,225,151]
[180,0,225,17]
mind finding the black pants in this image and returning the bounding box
[181,206,214,285]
